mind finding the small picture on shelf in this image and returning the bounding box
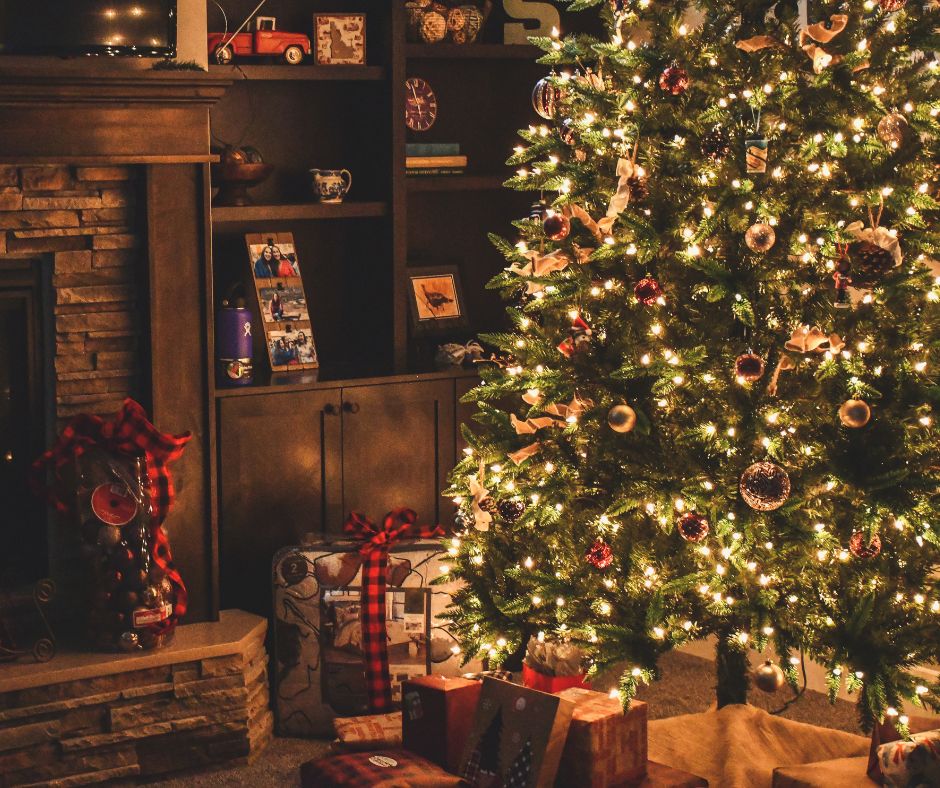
[249,240,300,279]
[314,14,366,65]
[247,232,318,372]
[259,283,309,324]
[268,326,318,367]
[407,265,468,335]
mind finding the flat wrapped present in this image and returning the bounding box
[460,677,575,788]
[332,712,402,753]
[402,675,483,772]
[273,539,472,735]
[554,687,647,786]
[300,749,464,788]
[877,728,940,788]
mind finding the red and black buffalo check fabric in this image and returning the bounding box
[32,398,192,622]
[344,509,443,712]
[301,749,464,787]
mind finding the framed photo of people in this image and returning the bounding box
[246,232,319,372]
[406,265,468,336]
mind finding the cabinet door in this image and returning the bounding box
[340,379,455,528]
[219,389,341,615]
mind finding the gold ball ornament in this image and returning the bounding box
[735,353,765,382]
[839,399,871,428]
[745,223,776,253]
[877,112,908,146]
[849,531,882,559]
[607,404,637,433]
[677,511,710,542]
[740,461,791,511]
[754,660,786,693]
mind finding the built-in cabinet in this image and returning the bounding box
[218,376,460,615]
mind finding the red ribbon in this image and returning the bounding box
[32,398,192,626]
[344,508,443,712]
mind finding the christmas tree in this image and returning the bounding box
[442,0,940,729]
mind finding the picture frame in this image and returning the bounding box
[314,14,366,65]
[407,265,468,336]
[246,232,319,372]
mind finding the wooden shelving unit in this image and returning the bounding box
[406,174,506,192]
[405,43,540,60]
[209,64,386,81]
[212,201,388,223]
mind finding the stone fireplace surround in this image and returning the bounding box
[0,67,277,785]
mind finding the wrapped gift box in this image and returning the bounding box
[555,687,647,786]
[300,749,464,788]
[332,712,403,753]
[460,677,575,788]
[273,539,471,736]
[523,663,591,694]
[402,674,483,772]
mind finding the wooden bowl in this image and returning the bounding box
[210,162,274,206]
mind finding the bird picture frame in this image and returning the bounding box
[406,265,468,336]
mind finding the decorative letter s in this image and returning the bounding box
[503,0,560,44]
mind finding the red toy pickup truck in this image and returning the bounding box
[208,16,311,65]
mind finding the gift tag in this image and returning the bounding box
[368,755,399,768]
[91,483,138,526]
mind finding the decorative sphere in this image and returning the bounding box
[745,223,776,253]
[658,63,690,95]
[849,531,882,559]
[419,11,447,43]
[118,631,140,652]
[559,119,577,146]
[876,112,908,146]
[497,499,526,522]
[735,353,765,382]
[585,538,614,569]
[543,212,571,241]
[740,462,791,511]
[634,277,663,305]
[119,590,140,610]
[532,78,563,120]
[141,584,161,607]
[839,399,871,428]
[878,0,906,10]
[677,511,710,542]
[754,660,786,693]
[96,525,122,549]
[701,126,731,160]
[607,404,637,433]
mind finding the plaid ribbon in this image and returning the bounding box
[344,508,443,712]
[32,398,192,624]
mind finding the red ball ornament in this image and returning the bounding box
[532,77,563,120]
[585,538,614,569]
[634,277,663,305]
[879,0,906,11]
[659,63,690,96]
[849,531,882,559]
[543,212,571,241]
[677,511,710,542]
[735,353,765,383]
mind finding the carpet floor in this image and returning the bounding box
[150,651,864,787]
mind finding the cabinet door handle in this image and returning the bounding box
[343,401,360,414]
[323,403,339,416]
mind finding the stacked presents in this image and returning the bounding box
[301,675,709,787]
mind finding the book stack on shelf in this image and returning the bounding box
[406,143,466,177]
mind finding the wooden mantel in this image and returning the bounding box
[0,65,230,164]
[0,64,231,621]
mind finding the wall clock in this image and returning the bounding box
[405,77,438,132]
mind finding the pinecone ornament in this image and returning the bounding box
[626,174,649,202]
[849,241,894,287]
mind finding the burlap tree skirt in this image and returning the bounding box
[648,704,871,787]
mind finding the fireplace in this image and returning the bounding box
[0,257,52,588]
